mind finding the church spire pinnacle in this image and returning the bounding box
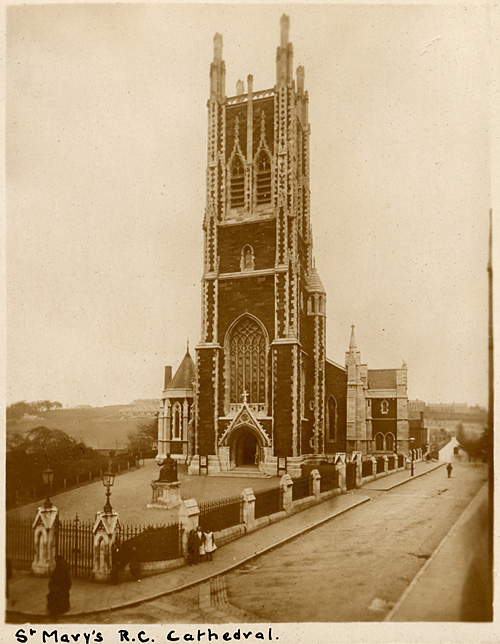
[210,33,225,100]
[349,325,357,350]
[280,14,290,47]
[276,14,293,86]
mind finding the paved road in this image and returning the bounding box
[67,463,486,624]
[222,463,486,622]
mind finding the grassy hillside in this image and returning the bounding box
[7,405,157,449]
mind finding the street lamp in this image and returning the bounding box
[42,467,54,509]
[410,437,416,477]
[102,465,115,514]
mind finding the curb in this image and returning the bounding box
[6,496,371,621]
[384,482,488,622]
[366,462,445,491]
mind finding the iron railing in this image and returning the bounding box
[6,516,34,571]
[346,462,357,490]
[292,477,311,501]
[362,460,373,477]
[56,514,94,578]
[199,495,243,532]
[398,453,404,468]
[117,521,182,563]
[320,471,339,493]
[388,455,396,470]
[376,457,385,474]
[254,487,283,519]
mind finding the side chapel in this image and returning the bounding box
[157,16,410,476]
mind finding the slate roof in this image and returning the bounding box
[168,350,196,390]
[368,369,397,389]
[306,267,325,293]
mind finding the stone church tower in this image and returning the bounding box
[188,15,333,476]
[157,15,410,474]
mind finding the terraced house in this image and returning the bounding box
[157,16,410,476]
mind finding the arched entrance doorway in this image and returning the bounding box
[234,429,259,467]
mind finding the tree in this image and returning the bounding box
[457,422,487,462]
[127,416,158,454]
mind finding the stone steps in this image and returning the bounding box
[208,469,272,479]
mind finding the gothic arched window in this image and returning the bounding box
[326,396,337,442]
[375,432,384,451]
[386,432,395,452]
[230,156,245,208]
[172,402,182,439]
[229,317,266,404]
[240,245,254,271]
[380,399,389,415]
[255,151,271,205]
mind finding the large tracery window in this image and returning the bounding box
[255,152,271,205]
[229,317,266,404]
[230,156,245,208]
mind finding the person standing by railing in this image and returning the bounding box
[196,526,206,562]
[204,531,216,561]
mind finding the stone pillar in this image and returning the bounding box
[32,505,58,576]
[310,469,321,500]
[93,511,120,582]
[371,456,377,478]
[337,463,347,493]
[383,455,389,474]
[280,474,294,514]
[241,488,256,529]
[178,499,199,556]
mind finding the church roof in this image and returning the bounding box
[368,369,397,390]
[168,350,196,390]
[306,267,325,293]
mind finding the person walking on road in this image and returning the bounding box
[446,463,453,478]
[47,555,71,619]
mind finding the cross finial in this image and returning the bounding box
[242,391,249,403]
[187,338,189,352]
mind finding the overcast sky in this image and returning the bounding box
[6,3,491,408]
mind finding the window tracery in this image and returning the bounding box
[229,317,266,404]
[230,156,245,208]
[255,151,271,205]
[327,396,337,442]
[172,402,182,439]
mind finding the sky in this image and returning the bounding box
[6,3,492,408]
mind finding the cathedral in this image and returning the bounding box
[157,15,409,476]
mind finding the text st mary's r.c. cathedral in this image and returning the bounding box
[157,16,410,476]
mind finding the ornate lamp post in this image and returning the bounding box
[410,437,416,477]
[102,466,115,514]
[42,467,54,509]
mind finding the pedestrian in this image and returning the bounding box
[187,529,197,566]
[446,463,453,478]
[110,542,122,585]
[204,531,216,562]
[197,526,206,562]
[47,555,71,619]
